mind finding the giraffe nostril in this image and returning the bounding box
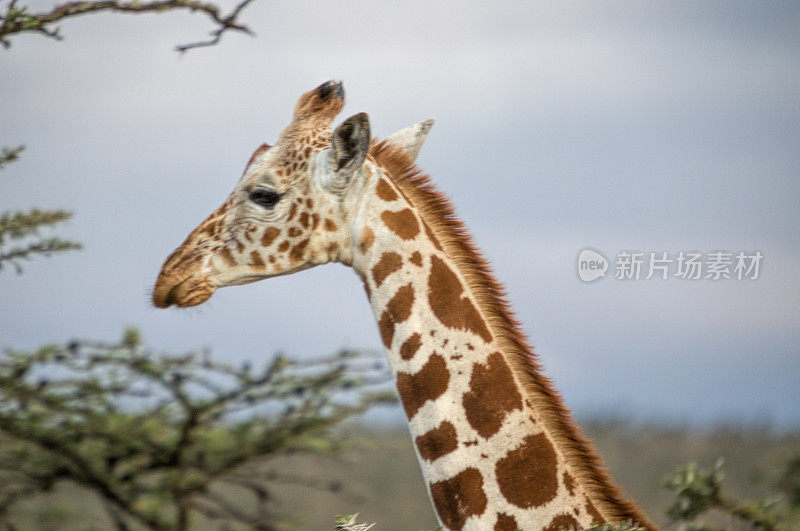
[152,282,176,308]
[152,270,186,308]
[163,287,177,307]
[153,274,215,309]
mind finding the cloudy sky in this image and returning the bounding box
[2,1,799,427]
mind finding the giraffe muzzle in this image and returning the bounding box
[152,272,215,308]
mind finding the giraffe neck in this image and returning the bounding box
[346,142,655,531]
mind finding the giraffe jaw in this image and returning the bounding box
[153,263,318,309]
[208,263,316,287]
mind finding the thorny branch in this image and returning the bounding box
[0,207,82,274]
[0,329,395,529]
[0,0,255,52]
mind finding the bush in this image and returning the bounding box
[0,330,394,530]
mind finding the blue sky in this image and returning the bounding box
[2,1,799,427]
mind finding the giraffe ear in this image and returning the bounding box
[385,119,434,162]
[328,113,371,191]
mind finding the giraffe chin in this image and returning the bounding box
[152,274,215,309]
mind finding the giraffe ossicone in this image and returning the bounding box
[152,80,657,531]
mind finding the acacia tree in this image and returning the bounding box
[0,330,394,529]
[0,146,81,273]
[662,458,800,530]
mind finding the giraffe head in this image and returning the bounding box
[152,80,432,308]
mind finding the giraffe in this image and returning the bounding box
[152,81,657,531]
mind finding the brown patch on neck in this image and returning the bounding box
[400,332,422,360]
[381,208,420,240]
[429,467,487,530]
[495,433,558,509]
[376,178,399,201]
[462,352,523,438]
[545,513,580,531]
[371,252,403,287]
[369,139,655,530]
[415,421,458,462]
[427,256,492,343]
[377,283,415,348]
[396,353,449,419]
[494,513,518,531]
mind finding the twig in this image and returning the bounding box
[175,0,253,52]
[0,0,255,52]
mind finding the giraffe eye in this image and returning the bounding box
[249,189,281,209]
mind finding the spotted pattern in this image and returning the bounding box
[415,421,458,462]
[493,513,518,531]
[396,353,449,419]
[289,238,309,264]
[381,208,420,240]
[462,352,523,438]
[378,283,415,348]
[376,178,399,201]
[260,227,281,247]
[400,332,422,360]
[371,252,403,287]
[429,467,487,530]
[544,513,580,531]
[495,433,558,509]
[249,251,265,269]
[427,256,492,343]
[154,80,647,531]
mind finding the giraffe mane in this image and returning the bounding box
[368,139,656,529]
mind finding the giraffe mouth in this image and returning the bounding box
[152,273,216,308]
